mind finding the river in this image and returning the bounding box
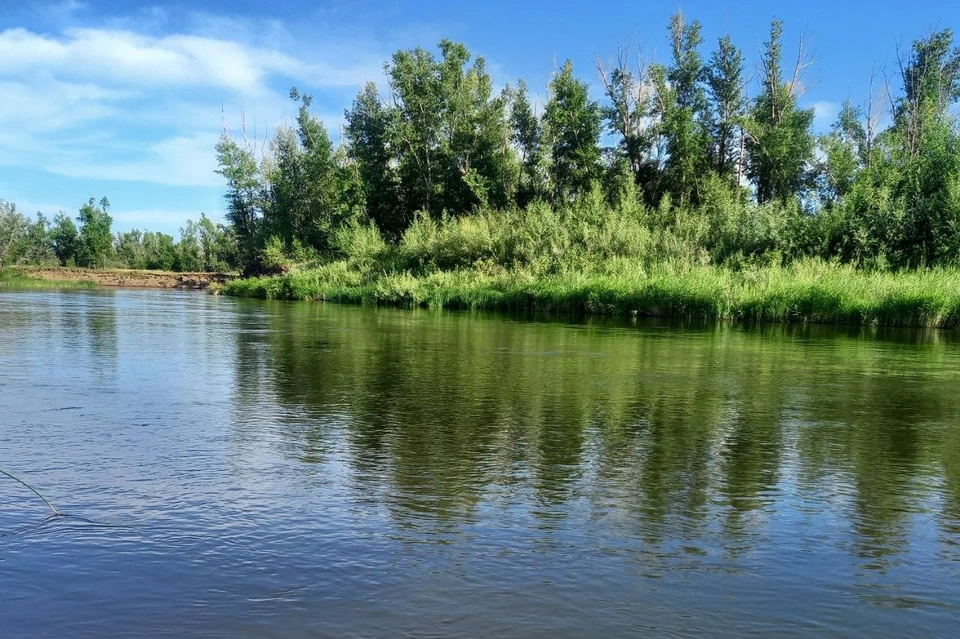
[1,289,959,637]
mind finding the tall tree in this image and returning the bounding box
[543,60,603,201]
[882,30,960,265]
[294,88,360,248]
[76,197,113,268]
[706,34,746,186]
[345,83,405,237]
[442,51,515,211]
[0,200,30,270]
[50,212,79,266]
[510,80,547,207]
[215,131,263,272]
[266,89,359,253]
[597,44,660,200]
[894,28,960,156]
[817,100,867,205]
[651,12,710,205]
[380,40,514,218]
[196,213,237,271]
[744,20,816,203]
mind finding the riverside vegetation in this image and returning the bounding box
[216,16,960,327]
[0,197,239,274]
[9,14,960,326]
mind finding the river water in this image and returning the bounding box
[1,289,959,637]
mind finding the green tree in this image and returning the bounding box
[706,34,746,187]
[346,41,515,233]
[142,231,178,271]
[891,30,960,266]
[284,88,360,251]
[50,212,79,266]
[76,197,113,268]
[21,213,53,265]
[196,213,237,271]
[345,83,405,237]
[388,40,514,215]
[894,29,960,158]
[0,200,31,270]
[215,132,264,273]
[543,60,603,201]
[652,12,711,205]
[115,229,146,269]
[745,21,816,204]
[818,100,866,206]
[176,220,204,272]
[598,45,660,201]
[510,80,547,207]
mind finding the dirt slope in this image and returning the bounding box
[26,267,234,290]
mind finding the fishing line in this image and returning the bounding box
[0,468,61,517]
[0,514,59,539]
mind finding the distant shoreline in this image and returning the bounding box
[10,267,234,290]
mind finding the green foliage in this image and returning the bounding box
[76,197,113,268]
[345,83,405,237]
[216,132,264,271]
[333,220,394,272]
[598,47,658,198]
[4,194,237,273]
[510,80,547,207]
[175,220,204,272]
[544,60,603,201]
[653,12,711,206]
[0,200,32,269]
[343,39,515,227]
[745,21,816,204]
[895,29,960,154]
[0,205,55,270]
[224,255,960,329]
[213,23,960,309]
[268,88,361,253]
[50,213,79,266]
[196,214,238,271]
[706,34,746,185]
[817,100,865,205]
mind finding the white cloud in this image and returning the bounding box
[811,100,841,129]
[45,133,223,187]
[0,26,385,95]
[0,27,280,94]
[0,19,390,192]
[0,78,132,136]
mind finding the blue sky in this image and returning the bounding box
[1,0,958,234]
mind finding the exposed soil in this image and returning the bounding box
[25,267,235,290]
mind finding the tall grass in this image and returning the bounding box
[223,197,960,328]
[224,259,960,328]
[0,269,97,289]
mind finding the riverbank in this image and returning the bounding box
[222,260,960,328]
[20,267,233,290]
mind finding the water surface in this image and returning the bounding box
[1,289,959,637]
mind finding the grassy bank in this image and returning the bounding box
[223,259,960,329]
[0,269,97,289]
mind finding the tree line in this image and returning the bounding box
[0,197,237,272]
[217,14,960,275]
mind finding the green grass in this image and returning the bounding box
[222,259,960,329]
[0,269,97,289]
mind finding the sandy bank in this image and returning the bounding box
[25,267,234,290]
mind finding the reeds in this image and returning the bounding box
[223,259,960,329]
